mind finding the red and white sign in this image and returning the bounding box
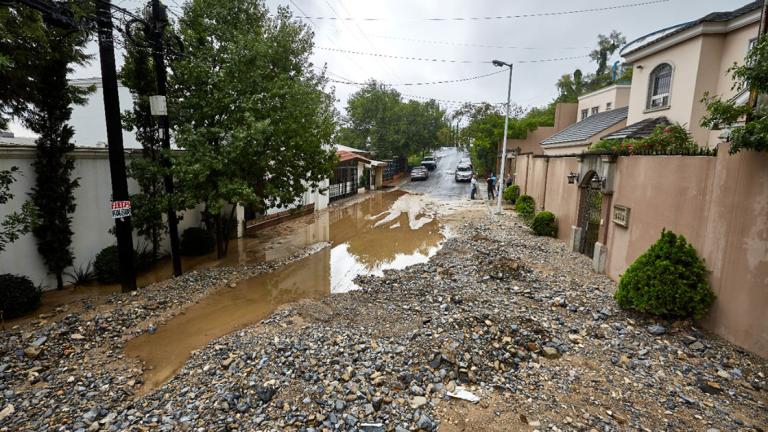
[111,200,132,219]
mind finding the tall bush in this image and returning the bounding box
[502,184,520,203]
[515,194,535,223]
[18,22,90,290]
[589,123,698,154]
[615,230,715,319]
[531,211,557,237]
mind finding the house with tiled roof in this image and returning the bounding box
[619,0,763,147]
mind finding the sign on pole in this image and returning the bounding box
[149,95,167,116]
[111,200,132,219]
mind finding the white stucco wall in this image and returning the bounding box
[0,147,202,290]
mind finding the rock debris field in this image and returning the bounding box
[0,208,766,431]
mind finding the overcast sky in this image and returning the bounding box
[8,0,751,136]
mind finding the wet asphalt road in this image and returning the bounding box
[400,147,472,201]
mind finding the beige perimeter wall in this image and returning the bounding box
[514,145,768,357]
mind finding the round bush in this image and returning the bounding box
[614,230,715,320]
[531,211,557,237]
[502,184,520,204]
[514,194,535,222]
[0,274,41,319]
[94,245,121,284]
[181,227,215,256]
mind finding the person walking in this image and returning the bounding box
[470,174,478,200]
[486,173,496,200]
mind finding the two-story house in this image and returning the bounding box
[616,1,762,147]
[539,83,632,155]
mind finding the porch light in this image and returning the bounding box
[567,172,579,184]
[591,174,606,189]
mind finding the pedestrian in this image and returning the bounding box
[470,174,478,200]
[487,173,496,200]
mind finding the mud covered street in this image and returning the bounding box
[1,196,766,431]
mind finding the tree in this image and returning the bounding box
[120,23,167,260]
[171,0,337,257]
[337,82,449,160]
[0,167,37,253]
[556,31,626,101]
[589,31,626,77]
[455,102,552,175]
[701,34,768,154]
[0,7,46,130]
[16,11,91,289]
[337,81,405,158]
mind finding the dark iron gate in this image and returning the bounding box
[577,172,603,258]
[329,160,358,202]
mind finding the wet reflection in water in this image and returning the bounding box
[125,191,444,390]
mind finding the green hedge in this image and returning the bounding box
[515,194,535,223]
[94,245,122,284]
[502,184,520,203]
[0,274,41,319]
[531,211,557,237]
[615,230,715,320]
[181,227,215,256]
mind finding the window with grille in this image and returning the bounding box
[606,102,612,111]
[647,63,672,109]
[581,109,588,121]
[591,106,599,115]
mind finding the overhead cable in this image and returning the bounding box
[326,68,507,87]
[316,47,589,64]
[296,0,669,21]
[364,34,591,51]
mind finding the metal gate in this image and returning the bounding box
[329,161,358,202]
[577,172,603,258]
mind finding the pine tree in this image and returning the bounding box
[20,23,90,289]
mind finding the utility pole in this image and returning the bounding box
[492,60,514,214]
[96,0,137,292]
[149,0,182,277]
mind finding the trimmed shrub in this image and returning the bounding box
[181,227,215,256]
[502,184,520,204]
[514,194,535,223]
[615,229,715,320]
[94,245,121,284]
[0,274,41,319]
[531,211,557,237]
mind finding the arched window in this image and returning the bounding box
[647,63,672,109]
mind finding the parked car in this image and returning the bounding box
[410,166,429,181]
[420,156,437,171]
[455,164,472,182]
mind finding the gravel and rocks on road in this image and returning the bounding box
[1,206,766,431]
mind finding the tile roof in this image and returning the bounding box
[602,116,670,140]
[336,150,371,163]
[622,1,762,57]
[541,107,628,146]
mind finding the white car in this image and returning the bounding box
[454,164,472,182]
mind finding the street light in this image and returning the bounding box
[493,59,513,214]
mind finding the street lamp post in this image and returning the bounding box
[492,60,514,214]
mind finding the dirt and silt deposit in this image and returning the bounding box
[0,190,766,431]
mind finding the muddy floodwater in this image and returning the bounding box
[125,191,444,390]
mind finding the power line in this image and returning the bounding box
[364,34,591,51]
[288,0,374,83]
[296,0,669,21]
[316,47,589,64]
[400,93,503,107]
[326,68,507,87]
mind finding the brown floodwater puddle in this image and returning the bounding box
[124,191,445,390]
